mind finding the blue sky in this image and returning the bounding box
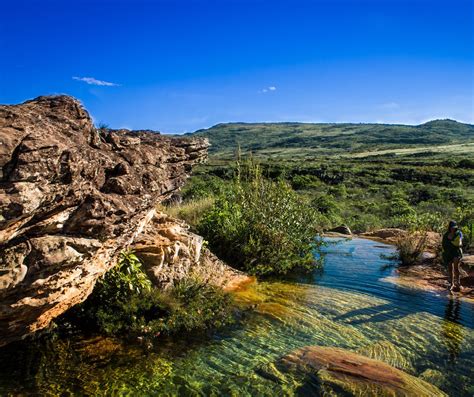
[1,0,472,133]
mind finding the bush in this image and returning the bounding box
[395,232,428,266]
[311,194,340,215]
[453,206,474,251]
[63,251,235,339]
[181,175,228,201]
[198,161,324,276]
[290,174,322,190]
[348,212,383,233]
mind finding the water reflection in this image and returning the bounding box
[442,297,465,363]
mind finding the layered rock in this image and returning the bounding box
[132,211,251,291]
[0,95,209,346]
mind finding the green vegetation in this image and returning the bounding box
[395,232,429,266]
[62,251,235,339]
[195,161,324,276]
[177,119,474,262]
[182,153,474,236]
[188,119,474,159]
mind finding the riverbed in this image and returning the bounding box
[1,238,473,395]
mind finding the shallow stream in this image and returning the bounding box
[1,238,473,395]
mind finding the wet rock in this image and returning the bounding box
[0,95,208,346]
[382,262,474,301]
[259,345,446,396]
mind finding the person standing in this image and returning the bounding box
[442,220,463,292]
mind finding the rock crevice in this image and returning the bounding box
[0,95,217,346]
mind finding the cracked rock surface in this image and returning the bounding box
[0,95,209,346]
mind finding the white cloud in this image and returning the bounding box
[260,85,277,93]
[378,102,400,110]
[72,76,120,86]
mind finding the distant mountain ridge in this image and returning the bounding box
[188,119,474,158]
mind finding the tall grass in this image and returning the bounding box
[162,197,214,228]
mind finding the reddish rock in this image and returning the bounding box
[263,345,446,396]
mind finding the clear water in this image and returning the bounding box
[1,238,473,396]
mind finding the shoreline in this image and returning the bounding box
[324,229,474,303]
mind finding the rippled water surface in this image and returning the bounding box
[1,238,473,395]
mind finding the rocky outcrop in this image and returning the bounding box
[361,228,474,300]
[259,345,446,396]
[133,211,251,290]
[382,257,474,301]
[329,224,352,235]
[361,228,441,253]
[0,95,210,346]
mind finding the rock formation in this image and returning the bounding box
[328,224,352,235]
[0,95,244,347]
[132,211,251,291]
[259,345,446,396]
[361,228,441,252]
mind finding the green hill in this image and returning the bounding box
[188,119,474,159]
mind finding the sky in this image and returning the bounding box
[0,0,473,133]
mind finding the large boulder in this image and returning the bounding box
[0,95,209,346]
[329,224,352,235]
[259,345,446,396]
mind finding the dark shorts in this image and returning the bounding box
[443,252,463,266]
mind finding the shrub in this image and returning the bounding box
[198,161,324,276]
[348,213,383,233]
[387,193,415,218]
[453,206,474,251]
[391,211,444,233]
[395,232,428,266]
[311,194,339,215]
[181,175,228,201]
[63,251,235,339]
[290,174,322,190]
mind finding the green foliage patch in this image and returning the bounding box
[63,251,235,339]
[197,161,324,276]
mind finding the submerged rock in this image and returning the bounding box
[259,345,446,396]
[0,95,213,346]
[419,369,446,390]
[357,340,415,374]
